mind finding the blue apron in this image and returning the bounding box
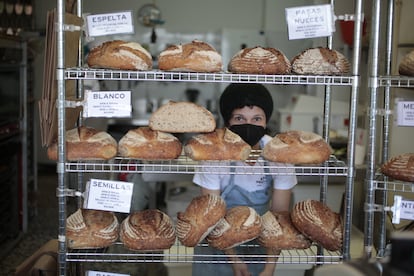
[192,157,273,276]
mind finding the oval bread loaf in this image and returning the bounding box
[228,46,291,74]
[398,50,414,76]
[120,209,176,251]
[381,153,414,182]
[262,130,331,164]
[66,209,119,249]
[87,40,153,70]
[291,47,350,75]
[118,127,182,159]
[158,40,222,72]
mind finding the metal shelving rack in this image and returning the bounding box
[55,0,365,274]
[364,0,414,258]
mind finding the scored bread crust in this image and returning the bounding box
[381,153,414,182]
[207,206,262,250]
[258,211,311,250]
[176,194,226,247]
[158,40,222,72]
[66,209,119,249]
[87,40,153,70]
[149,101,216,133]
[47,126,117,161]
[398,50,414,76]
[291,200,343,251]
[291,47,350,75]
[118,127,182,159]
[184,128,252,161]
[228,46,291,74]
[262,130,331,164]
[120,209,176,251]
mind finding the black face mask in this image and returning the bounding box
[229,124,266,147]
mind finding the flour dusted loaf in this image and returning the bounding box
[262,130,331,164]
[66,208,119,249]
[291,200,342,251]
[87,40,153,70]
[228,46,291,74]
[118,127,182,159]
[149,101,216,133]
[158,40,222,72]
[47,126,117,161]
[207,206,262,250]
[381,153,414,182]
[120,209,176,251]
[176,194,226,247]
[399,50,414,76]
[258,211,311,250]
[184,128,251,161]
[291,47,350,75]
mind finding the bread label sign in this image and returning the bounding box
[396,100,414,127]
[86,11,134,37]
[285,4,334,40]
[83,90,131,118]
[86,271,129,276]
[84,179,133,213]
[391,196,414,224]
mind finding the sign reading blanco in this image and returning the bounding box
[86,11,134,37]
[285,4,334,40]
[396,101,414,127]
[83,90,131,118]
[85,179,133,213]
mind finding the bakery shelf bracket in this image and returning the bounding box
[56,187,84,198]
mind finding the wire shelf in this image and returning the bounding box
[66,242,342,265]
[378,76,414,87]
[373,180,414,193]
[64,68,355,86]
[64,155,348,176]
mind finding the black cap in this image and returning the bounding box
[219,83,273,125]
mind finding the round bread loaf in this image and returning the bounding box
[47,126,117,161]
[262,130,332,164]
[118,127,182,159]
[381,153,414,182]
[87,40,153,70]
[120,209,176,251]
[228,46,291,74]
[176,194,226,247]
[207,206,262,250]
[291,200,342,251]
[258,211,311,250]
[184,128,252,161]
[398,50,414,76]
[291,47,350,75]
[66,209,119,249]
[149,101,216,133]
[158,40,222,72]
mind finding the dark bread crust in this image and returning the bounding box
[381,153,414,182]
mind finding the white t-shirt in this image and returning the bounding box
[193,135,297,192]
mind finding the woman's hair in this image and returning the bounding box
[219,83,274,126]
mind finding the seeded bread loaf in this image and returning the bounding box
[381,153,414,182]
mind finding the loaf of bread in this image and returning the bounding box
[262,130,332,164]
[66,208,119,249]
[118,127,182,159]
[398,50,414,76]
[207,206,262,250]
[149,101,216,133]
[47,126,117,161]
[184,128,251,161]
[258,211,311,250]
[158,40,222,72]
[291,200,342,251]
[176,194,226,247]
[291,47,350,75]
[120,209,176,251]
[87,40,153,70]
[381,153,414,182]
[228,46,291,74]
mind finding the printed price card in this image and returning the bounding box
[392,196,414,224]
[396,101,414,127]
[87,271,130,276]
[86,11,134,37]
[285,4,334,40]
[83,90,131,118]
[84,179,133,213]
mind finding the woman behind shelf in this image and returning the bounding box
[192,83,298,276]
